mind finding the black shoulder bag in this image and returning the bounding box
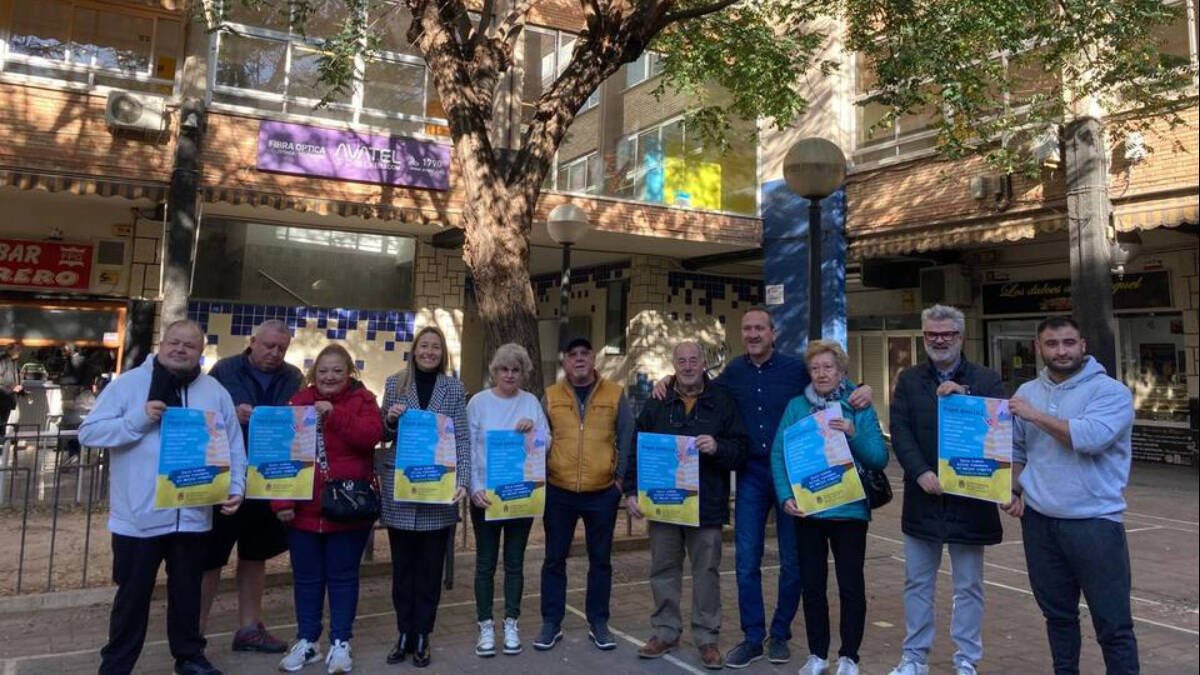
[857,464,893,510]
[316,419,381,522]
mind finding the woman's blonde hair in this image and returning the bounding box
[804,339,849,373]
[488,343,533,382]
[305,343,359,386]
[393,325,450,393]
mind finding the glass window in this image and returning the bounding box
[225,0,290,31]
[1159,2,1195,68]
[1119,313,1189,424]
[216,34,288,94]
[363,59,426,116]
[288,44,354,105]
[8,0,71,61]
[70,6,154,74]
[856,99,893,147]
[625,52,663,88]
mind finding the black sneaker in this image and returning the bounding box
[588,623,617,650]
[765,637,791,664]
[532,624,563,651]
[724,641,764,669]
[173,655,222,675]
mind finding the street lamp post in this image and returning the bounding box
[783,138,847,342]
[546,203,591,350]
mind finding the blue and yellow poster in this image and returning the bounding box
[246,406,317,500]
[393,409,457,503]
[484,429,547,521]
[636,432,700,527]
[155,408,232,508]
[782,407,865,515]
[938,394,1013,503]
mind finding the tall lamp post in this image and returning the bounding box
[546,203,591,349]
[783,138,847,341]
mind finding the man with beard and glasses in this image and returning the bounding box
[80,320,246,675]
[887,305,1015,675]
[1009,317,1138,674]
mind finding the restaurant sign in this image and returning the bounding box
[256,120,451,190]
[0,238,92,290]
[982,271,1172,315]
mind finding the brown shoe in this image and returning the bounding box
[638,636,676,659]
[700,643,725,669]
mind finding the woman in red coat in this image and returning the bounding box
[273,344,382,674]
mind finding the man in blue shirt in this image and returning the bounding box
[655,307,871,668]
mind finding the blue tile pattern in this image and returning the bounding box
[187,301,416,342]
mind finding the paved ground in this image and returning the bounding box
[0,462,1196,674]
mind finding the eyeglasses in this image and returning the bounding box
[923,331,961,342]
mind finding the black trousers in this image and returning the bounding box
[794,518,869,662]
[0,389,16,435]
[99,532,208,675]
[387,526,452,635]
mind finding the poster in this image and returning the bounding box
[155,408,232,508]
[636,432,700,527]
[393,409,458,503]
[245,406,318,500]
[781,407,866,515]
[937,394,1013,503]
[484,429,548,521]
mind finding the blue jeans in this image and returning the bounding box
[539,484,620,628]
[1022,508,1139,675]
[287,527,371,643]
[734,469,801,644]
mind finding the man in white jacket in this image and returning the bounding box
[80,320,246,675]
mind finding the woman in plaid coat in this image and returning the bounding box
[378,325,470,668]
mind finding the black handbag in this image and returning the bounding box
[316,420,380,522]
[857,465,893,510]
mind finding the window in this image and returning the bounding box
[625,51,664,88]
[521,26,599,125]
[555,152,602,194]
[211,0,447,135]
[1158,0,1199,77]
[1,0,181,93]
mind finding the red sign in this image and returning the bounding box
[0,238,93,290]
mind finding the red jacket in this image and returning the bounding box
[272,381,383,533]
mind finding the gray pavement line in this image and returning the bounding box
[1122,518,1197,534]
[1122,525,1164,534]
[563,603,710,675]
[1124,511,1200,527]
[885,555,1200,637]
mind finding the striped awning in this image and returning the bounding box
[848,213,1068,259]
[0,168,167,202]
[201,186,457,225]
[1113,194,1199,232]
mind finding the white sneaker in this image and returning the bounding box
[836,656,860,675]
[325,639,352,674]
[888,657,931,675]
[502,617,522,655]
[955,663,979,675]
[801,654,830,675]
[279,639,321,672]
[476,619,497,657]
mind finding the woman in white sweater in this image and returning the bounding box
[466,343,550,658]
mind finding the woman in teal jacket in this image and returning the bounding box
[769,340,888,675]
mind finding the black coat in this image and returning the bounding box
[889,358,1006,545]
[626,378,748,526]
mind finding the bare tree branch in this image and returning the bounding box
[494,0,539,53]
[660,0,742,27]
[470,0,496,52]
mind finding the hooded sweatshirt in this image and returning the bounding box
[79,356,246,537]
[1013,356,1133,522]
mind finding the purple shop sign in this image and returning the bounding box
[256,120,451,191]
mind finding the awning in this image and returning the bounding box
[0,168,167,202]
[201,185,458,226]
[1113,194,1199,232]
[848,213,1067,259]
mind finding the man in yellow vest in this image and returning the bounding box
[533,336,635,653]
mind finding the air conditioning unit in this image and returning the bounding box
[105,90,168,132]
[919,264,973,306]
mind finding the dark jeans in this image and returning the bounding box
[794,518,868,662]
[470,506,533,622]
[388,526,452,634]
[99,532,207,675]
[1022,508,1139,675]
[734,469,802,643]
[539,484,620,627]
[286,527,371,643]
[0,389,15,436]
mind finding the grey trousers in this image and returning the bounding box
[648,521,723,646]
[901,534,985,669]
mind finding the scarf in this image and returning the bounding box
[148,358,201,407]
[803,381,849,411]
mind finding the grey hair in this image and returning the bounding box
[672,341,706,363]
[254,319,292,338]
[489,342,534,378]
[921,304,966,333]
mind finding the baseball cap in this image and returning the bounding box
[561,335,593,353]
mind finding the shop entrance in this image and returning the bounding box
[987,319,1041,396]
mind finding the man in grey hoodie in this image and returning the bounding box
[1009,316,1138,674]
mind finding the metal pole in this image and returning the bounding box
[808,198,823,341]
[558,242,572,348]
